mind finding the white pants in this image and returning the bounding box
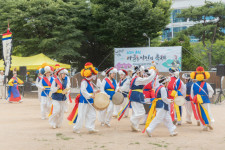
[49,100,65,127]
[130,102,145,129]
[113,98,129,117]
[64,100,69,113]
[146,108,176,134]
[73,103,96,131]
[99,101,114,124]
[185,101,192,122]
[38,89,42,101]
[201,103,215,127]
[40,96,52,119]
[0,85,5,99]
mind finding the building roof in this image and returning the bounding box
[172,0,225,9]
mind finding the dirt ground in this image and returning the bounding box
[0,98,225,150]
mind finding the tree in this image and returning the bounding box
[161,34,205,71]
[76,0,172,70]
[0,0,86,64]
[177,1,225,68]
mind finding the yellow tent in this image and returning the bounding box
[0,53,71,70]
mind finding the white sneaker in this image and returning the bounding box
[146,130,152,137]
[73,129,80,134]
[101,123,105,127]
[105,123,111,127]
[89,129,99,134]
[170,131,178,137]
[208,125,213,130]
[186,121,192,124]
[52,125,56,129]
[19,100,23,103]
[203,127,208,131]
[41,117,46,120]
[131,125,141,132]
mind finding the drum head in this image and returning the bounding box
[93,92,110,111]
[112,92,124,105]
[174,96,185,106]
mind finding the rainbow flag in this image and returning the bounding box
[67,94,80,124]
[2,32,12,41]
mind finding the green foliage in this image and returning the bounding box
[177,1,225,67]
[76,0,172,70]
[0,0,172,70]
[161,34,205,71]
[191,38,225,66]
[0,0,86,64]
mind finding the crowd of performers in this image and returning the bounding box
[68,62,215,137]
[6,62,215,137]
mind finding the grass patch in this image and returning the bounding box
[56,133,63,136]
[56,133,74,141]
[148,142,163,147]
[100,145,105,148]
[135,142,140,144]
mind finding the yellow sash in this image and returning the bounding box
[131,89,143,93]
[144,98,161,130]
[106,89,115,91]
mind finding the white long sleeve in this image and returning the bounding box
[35,77,42,89]
[207,83,214,98]
[118,78,130,92]
[190,84,194,100]
[96,78,102,89]
[38,78,44,90]
[80,80,92,100]
[51,80,59,93]
[100,79,106,93]
[160,86,171,104]
[134,70,156,86]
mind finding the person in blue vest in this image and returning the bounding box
[129,66,156,132]
[146,76,177,137]
[38,66,54,120]
[35,67,43,102]
[99,67,118,127]
[182,73,199,125]
[49,68,70,129]
[73,62,100,133]
[113,69,130,118]
[190,66,214,131]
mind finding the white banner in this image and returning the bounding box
[2,29,12,76]
[114,46,182,72]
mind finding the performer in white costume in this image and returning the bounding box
[72,62,100,133]
[38,65,54,120]
[129,66,156,132]
[49,68,70,129]
[113,69,130,117]
[99,67,117,127]
[145,76,177,137]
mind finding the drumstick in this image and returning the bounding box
[85,96,97,112]
[91,81,100,90]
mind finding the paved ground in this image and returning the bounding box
[0,98,225,150]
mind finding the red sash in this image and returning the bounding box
[130,76,138,88]
[38,76,41,80]
[55,78,64,90]
[82,79,94,90]
[105,78,115,89]
[155,85,164,97]
[199,82,205,93]
[43,77,52,86]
